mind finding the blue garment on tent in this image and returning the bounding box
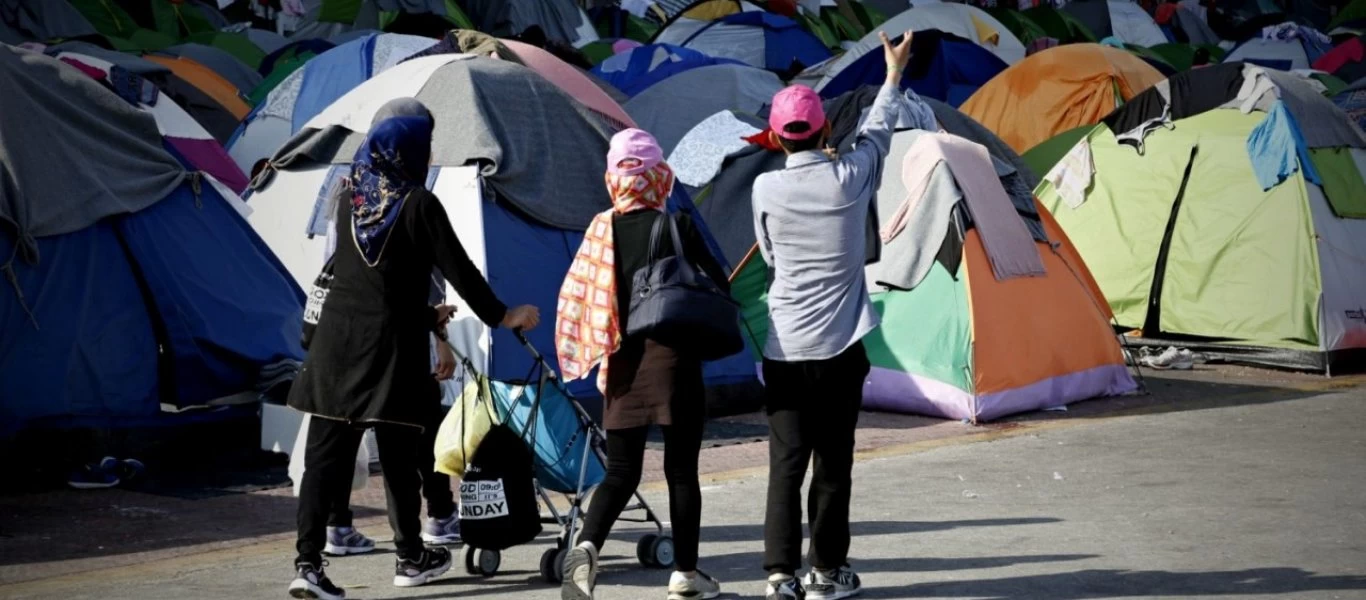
[1247,100,1322,191]
[1,181,305,437]
[819,35,1007,107]
[591,43,746,97]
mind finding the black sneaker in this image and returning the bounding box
[394,548,453,587]
[289,561,344,600]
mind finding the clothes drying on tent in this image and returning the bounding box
[1037,66,1366,371]
[1061,0,1168,47]
[1315,36,1366,84]
[813,29,1008,106]
[243,55,754,401]
[653,11,831,76]
[56,51,250,194]
[727,128,1133,422]
[961,44,1165,152]
[623,63,783,157]
[1223,24,1333,71]
[1156,5,1221,46]
[460,0,599,47]
[591,43,745,96]
[227,33,434,174]
[0,47,304,438]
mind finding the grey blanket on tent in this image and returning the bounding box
[261,57,617,231]
[0,46,185,264]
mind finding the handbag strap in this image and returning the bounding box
[643,211,699,281]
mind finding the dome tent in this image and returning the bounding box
[245,55,755,401]
[0,46,304,437]
[1035,63,1366,371]
[228,33,435,174]
[960,44,1164,153]
[653,10,831,76]
[459,0,599,47]
[286,0,475,41]
[1061,0,1169,47]
[624,62,783,155]
[590,43,745,97]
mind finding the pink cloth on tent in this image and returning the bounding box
[882,132,1045,281]
[1314,38,1365,74]
[613,39,643,54]
[499,39,637,130]
[166,137,249,194]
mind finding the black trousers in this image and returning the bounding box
[297,417,427,565]
[326,405,455,527]
[762,341,869,576]
[579,422,705,572]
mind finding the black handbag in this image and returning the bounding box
[626,213,743,361]
[300,256,335,350]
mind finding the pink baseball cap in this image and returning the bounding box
[769,85,826,141]
[607,128,664,176]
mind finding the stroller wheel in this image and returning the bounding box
[540,547,566,583]
[636,534,675,569]
[477,549,501,577]
[462,545,482,576]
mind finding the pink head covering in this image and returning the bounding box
[769,85,826,140]
[607,128,664,176]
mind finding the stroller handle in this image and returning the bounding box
[513,329,553,373]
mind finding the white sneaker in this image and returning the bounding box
[561,542,598,600]
[1143,346,1193,370]
[668,570,721,600]
[766,574,805,600]
[804,567,862,600]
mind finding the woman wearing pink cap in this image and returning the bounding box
[555,129,733,600]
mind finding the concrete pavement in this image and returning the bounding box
[2,373,1365,599]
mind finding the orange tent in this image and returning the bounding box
[144,54,251,120]
[960,44,1163,153]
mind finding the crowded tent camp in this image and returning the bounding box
[4,0,1366,599]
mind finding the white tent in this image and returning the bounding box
[868,4,1025,65]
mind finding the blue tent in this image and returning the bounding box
[817,30,1008,107]
[1,53,304,438]
[591,43,745,97]
[656,11,831,77]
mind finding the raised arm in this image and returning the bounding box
[836,31,917,198]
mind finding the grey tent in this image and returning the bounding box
[162,43,263,93]
[1170,7,1221,46]
[624,63,783,156]
[259,56,619,231]
[0,0,97,45]
[460,0,598,47]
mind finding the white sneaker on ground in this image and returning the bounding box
[323,527,375,556]
[804,566,862,600]
[1143,346,1194,370]
[561,542,598,600]
[766,573,805,600]
[667,570,721,600]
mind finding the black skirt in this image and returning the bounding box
[603,337,705,431]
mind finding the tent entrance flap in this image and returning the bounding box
[1142,145,1198,337]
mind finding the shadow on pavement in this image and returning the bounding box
[696,518,1063,543]
[877,567,1366,598]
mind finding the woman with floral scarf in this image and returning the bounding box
[556,129,732,600]
[286,98,540,600]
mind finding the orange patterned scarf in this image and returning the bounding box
[556,162,675,393]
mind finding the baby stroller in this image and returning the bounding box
[459,332,675,583]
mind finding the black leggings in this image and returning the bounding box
[579,423,705,572]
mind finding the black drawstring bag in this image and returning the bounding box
[459,423,542,550]
[626,213,743,360]
[300,255,335,350]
